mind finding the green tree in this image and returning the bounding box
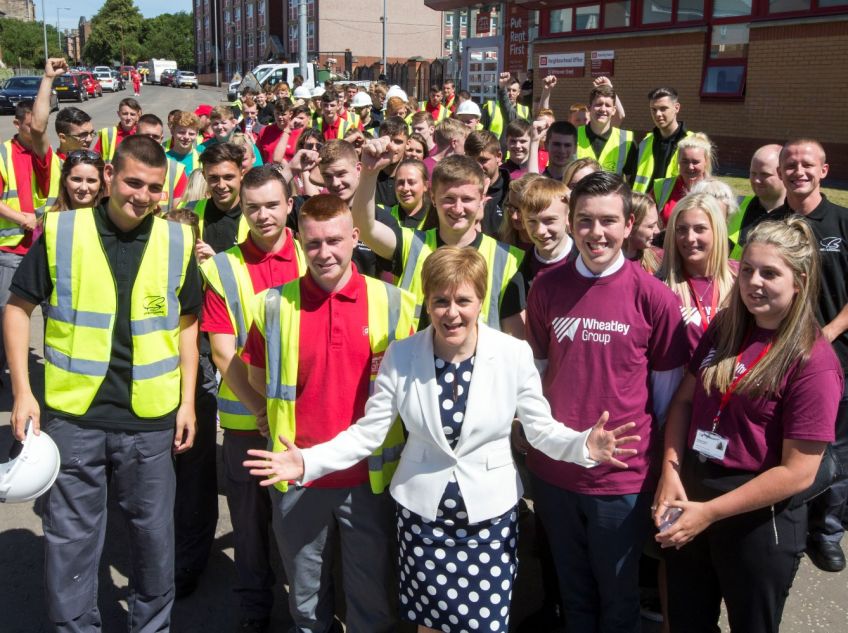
[0,18,63,69]
[83,0,144,66]
[140,12,194,68]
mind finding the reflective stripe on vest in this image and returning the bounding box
[418,101,448,122]
[484,101,530,139]
[0,141,60,246]
[99,126,118,163]
[200,235,307,429]
[728,195,755,261]
[388,204,428,230]
[633,130,694,193]
[163,158,185,211]
[314,116,351,139]
[190,198,250,244]
[43,208,192,417]
[257,275,416,492]
[575,126,634,174]
[399,229,524,329]
[653,177,677,213]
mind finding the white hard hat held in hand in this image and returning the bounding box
[0,420,60,504]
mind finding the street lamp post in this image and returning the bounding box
[381,0,387,78]
[57,8,71,54]
[41,0,48,62]
[213,0,220,87]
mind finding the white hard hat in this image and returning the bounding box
[293,86,312,99]
[0,421,60,504]
[350,92,373,108]
[455,100,482,118]
[385,85,408,103]
[311,86,326,98]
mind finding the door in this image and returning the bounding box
[463,36,501,105]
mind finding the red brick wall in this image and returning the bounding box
[533,18,848,180]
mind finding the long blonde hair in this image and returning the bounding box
[659,193,735,310]
[701,217,820,398]
[677,132,715,178]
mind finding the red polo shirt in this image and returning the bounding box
[202,229,302,334]
[242,266,372,488]
[424,100,443,121]
[0,138,53,255]
[92,124,135,156]
[321,117,345,142]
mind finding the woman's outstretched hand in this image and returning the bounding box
[586,411,640,469]
[243,435,305,486]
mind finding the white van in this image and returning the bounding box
[228,63,317,100]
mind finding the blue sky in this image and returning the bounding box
[49,0,193,31]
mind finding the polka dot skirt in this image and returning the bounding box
[395,355,519,632]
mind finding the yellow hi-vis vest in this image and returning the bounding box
[98,126,121,163]
[255,274,417,493]
[160,158,185,211]
[43,208,193,417]
[398,228,524,330]
[313,116,352,139]
[200,234,306,430]
[418,101,448,123]
[727,195,756,261]
[387,203,428,230]
[632,130,694,193]
[185,198,250,245]
[653,177,678,214]
[483,100,530,139]
[576,126,634,174]
[0,141,61,247]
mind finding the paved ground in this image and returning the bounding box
[0,84,846,632]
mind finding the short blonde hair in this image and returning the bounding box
[422,246,488,304]
[431,155,485,197]
[210,105,235,121]
[434,118,469,149]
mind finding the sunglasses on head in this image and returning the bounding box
[67,149,101,163]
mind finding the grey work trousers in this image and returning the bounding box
[269,482,397,633]
[40,417,176,633]
[0,250,23,376]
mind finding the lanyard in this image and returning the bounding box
[711,335,772,432]
[686,276,718,332]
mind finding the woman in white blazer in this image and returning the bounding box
[245,247,639,633]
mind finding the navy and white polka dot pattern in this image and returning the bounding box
[395,355,519,632]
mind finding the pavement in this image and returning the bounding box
[0,85,846,632]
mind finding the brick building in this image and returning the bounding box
[426,0,848,179]
[0,0,35,21]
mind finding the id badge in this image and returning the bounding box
[692,429,729,461]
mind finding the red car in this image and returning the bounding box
[76,72,103,98]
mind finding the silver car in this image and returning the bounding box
[174,71,198,89]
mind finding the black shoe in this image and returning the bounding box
[236,618,269,633]
[174,569,200,599]
[806,540,846,572]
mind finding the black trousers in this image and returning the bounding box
[174,354,220,574]
[664,458,806,633]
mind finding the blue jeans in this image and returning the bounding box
[532,475,652,633]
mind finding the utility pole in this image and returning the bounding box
[298,0,307,79]
[381,0,387,77]
[213,0,220,86]
[41,0,48,62]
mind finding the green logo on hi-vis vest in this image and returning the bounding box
[143,296,166,316]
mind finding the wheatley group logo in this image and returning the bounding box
[552,316,631,345]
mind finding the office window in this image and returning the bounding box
[550,8,574,32]
[702,24,749,97]
[576,5,601,29]
[712,0,752,18]
[605,0,631,27]
[678,0,705,20]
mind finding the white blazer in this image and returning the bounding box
[301,323,596,523]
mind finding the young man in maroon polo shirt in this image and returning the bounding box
[241,194,408,633]
[201,165,304,632]
[526,171,688,632]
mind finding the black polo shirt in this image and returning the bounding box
[376,168,398,208]
[651,122,688,184]
[773,195,848,372]
[481,168,510,238]
[202,199,243,254]
[737,196,779,247]
[584,125,637,182]
[10,204,203,431]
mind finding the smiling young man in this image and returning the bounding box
[199,105,263,168]
[481,72,531,145]
[374,116,409,208]
[575,84,637,180]
[727,144,786,259]
[200,165,306,632]
[542,121,578,181]
[4,135,201,632]
[770,139,848,573]
[464,129,510,238]
[94,97,141,162]
[137,114,187,210]
[633,87,692,194]
[240,194,416,633]
[504,119,533,180]
[353,139,526,335]
[526,171,688,632]
[165,111,201,176]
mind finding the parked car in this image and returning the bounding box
[0,76,58,114]
[159,68,177,87]
[77,71,103,98]
[53,74,88,102]
[93,65,111,75]
[174,70,198,89]
[94,70,117,92]
[110,70,126,91]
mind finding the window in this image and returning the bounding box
[224,10,230,22]
[246,3,253,18]
[605,1,631,27]
[678,0,705,21]
[642,0,672,24]
[712,0,752,18]
[235,7,241,20]
[550,8,574,32]
[258,0,265,14]
[576,5,601,29]
[701,24,749,97]
[819,0,848,6]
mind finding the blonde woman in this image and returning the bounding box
[690,178,740,220]
[656,132,715,225]
[658,193,736,353]
[655,217,843,633]
[623,191,662,274]
[498,173,544,250]
[562,157,601,190]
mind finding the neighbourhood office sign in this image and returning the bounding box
[538,52,586,77]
